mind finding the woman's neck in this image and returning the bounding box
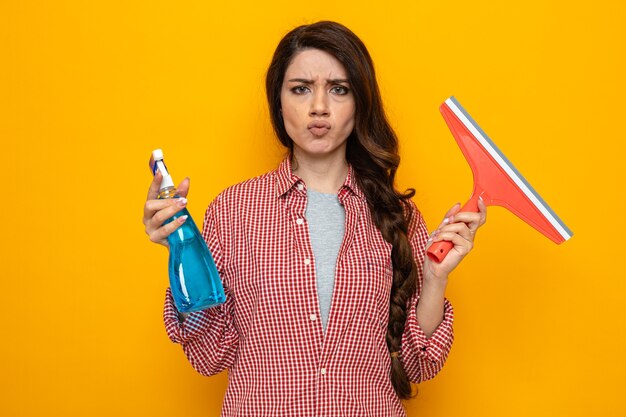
[291,151,349,194]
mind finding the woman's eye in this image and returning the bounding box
[291,86,310,94]
[331,86,349,95]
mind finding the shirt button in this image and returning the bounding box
[309,314,317,321]
[304,258,311,266]
[297,183,304,191]
[296,218,304,225]
[320,368,326,375]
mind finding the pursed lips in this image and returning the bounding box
[307,121,331,136]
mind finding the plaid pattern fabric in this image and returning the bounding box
[164,158,454,416]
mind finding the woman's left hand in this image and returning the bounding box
[424,198,488,280]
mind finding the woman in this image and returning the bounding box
[143,21,486,416]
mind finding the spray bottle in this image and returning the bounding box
[149,149,226,313]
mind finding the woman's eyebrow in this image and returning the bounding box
[328,78,349,84]
[287,78,314,84]
[287,78,350,84]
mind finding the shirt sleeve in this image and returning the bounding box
[400,200,455,383]
[162,195,239,377]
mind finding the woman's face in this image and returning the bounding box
[280,48,355,163]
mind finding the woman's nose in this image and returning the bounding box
[309,90,330,117]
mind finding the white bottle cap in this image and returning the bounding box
[152,150,175,191]
[152,149,164,161]
[158,164,175,190]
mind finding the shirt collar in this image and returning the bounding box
[274,157,365,201]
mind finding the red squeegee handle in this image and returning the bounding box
[426,194,480,263]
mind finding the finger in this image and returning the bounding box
[147,171,163,200]
[432,231,473,256]
[426,222,471,247]
[448,211,483,233]
[438,222,473,242]
[143,198,184,222]
[436,202,462,230]
[477,196,488,225]
[149,214,188,244]
[177,177,190,198]
[425,231,439,250]
[426,228,436,246]
[145,198,188,229]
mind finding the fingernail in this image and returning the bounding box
[478,195,484,202]
[178,215,188,223]
[443,218,450,225]
[448,216,454,223]
[178,197,187,206]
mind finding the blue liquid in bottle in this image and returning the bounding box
[164,209,226,312]
[150,149,226,313]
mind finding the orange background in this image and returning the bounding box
[2,1,625,416]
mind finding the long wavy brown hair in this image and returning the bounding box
[266,21,418,399]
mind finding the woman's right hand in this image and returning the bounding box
[143,171,191,248]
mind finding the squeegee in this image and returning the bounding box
[427,97,573,263]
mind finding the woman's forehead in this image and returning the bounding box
[285,49,348,81]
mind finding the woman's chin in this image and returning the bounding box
[294,145,346,160]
